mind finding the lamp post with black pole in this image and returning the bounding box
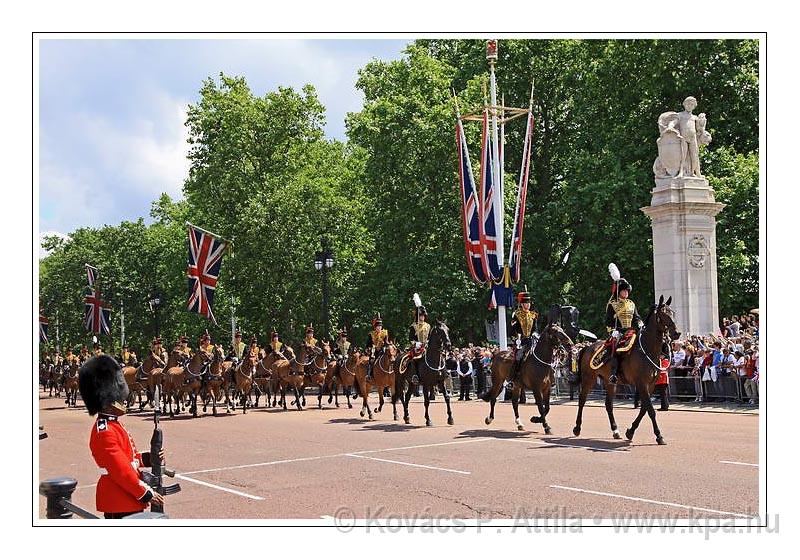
[149,290,163,339]
[314,237,334,340]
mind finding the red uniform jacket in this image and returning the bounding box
[656,358,670,386]
[89,413,153,514]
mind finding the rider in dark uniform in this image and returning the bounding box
[507,289,539,390]
[605,277,643,384]
[408,305,431,384]
[364,314,389,381]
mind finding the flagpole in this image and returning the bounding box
[55,309,60,353]
[488,41,507,350]
[120,299,125,349]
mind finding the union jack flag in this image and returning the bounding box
[84,288,111,335]
[480,109,502,281]
[187,225,228,324]
[85,264,98,288]
[457,116,488,283]
[507,111,534,283]
[39,312,49,344]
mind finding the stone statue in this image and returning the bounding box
[653,96,712,179]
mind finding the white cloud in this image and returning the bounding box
[39,230,71,259]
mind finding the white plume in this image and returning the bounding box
[608,263,621,281]
[413,293,422,308]
[92,335,98,344]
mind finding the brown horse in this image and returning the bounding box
[307,341,333,409]
[232,349,259,414]
[162,348,211,417]
[353,343,398,420]
[319,341,350,408]
[335,352,358,409]
[62,357,80,407]
[123,355,149,411]
[140,349,167,409]
[202,344,232,415]
[483,321,573,432]
[280,344,313,410]
[572,295,680,445]
[393,321,453,426]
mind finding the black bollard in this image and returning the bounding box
[39,477,78,519]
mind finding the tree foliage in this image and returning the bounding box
[39,40,759,352]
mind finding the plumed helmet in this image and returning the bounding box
[250,335,258,344]
[78,355,130,416]
[271,330,279,339]
[180,334,188,344]
[200,329,211,342]
[306,324,314,334]
[338,328,347,337]
[234,329,242,338]
[372,313,383,328]
[516,291,531,304]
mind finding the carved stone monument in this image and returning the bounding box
[642,96,724,336]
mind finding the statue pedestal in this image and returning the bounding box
[641,176,725,336]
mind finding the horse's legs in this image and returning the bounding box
[603,381,621,439]
[638,385,665,444]
[625,383,650,441]
[529,386,552,434]
[293,385,303,410]
[439,380,454,426]
[374,388,384,414]
[423,384,432,427]
[402,384,413,424]
[510,386,523,430]
[572,369,595,437]
[318,384,324,409]
[483,371,506,425]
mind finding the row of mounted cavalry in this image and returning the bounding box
[39,297,679,444]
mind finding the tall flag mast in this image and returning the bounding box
[454,39,535,349]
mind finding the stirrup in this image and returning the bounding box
[506,380,514,390]
[411,375,419,384]
[609,374,618,384]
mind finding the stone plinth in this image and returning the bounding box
[641,176,725,336]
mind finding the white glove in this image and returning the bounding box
[414,342,422,350]
[612,330,621,340]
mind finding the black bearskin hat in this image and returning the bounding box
[78,355,130,416]
[613,278,632,295]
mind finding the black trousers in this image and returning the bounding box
[104,511,142,519]
[655,384,669,410]
[458,377,472,399]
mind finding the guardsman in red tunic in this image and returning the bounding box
[78,354,164,518]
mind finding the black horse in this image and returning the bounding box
[572,295,680,444]
[483,313,574,433]
[393,320,453,426]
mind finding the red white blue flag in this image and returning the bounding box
[39,312,49,344]
[457,116,488,283]
[507,111,534,283]
[84,288,111,335]
[479,109,502,281]
[187,224,228,324]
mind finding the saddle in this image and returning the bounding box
[590,330,637,370]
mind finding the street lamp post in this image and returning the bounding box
[149,291,162,339]
[314,237,334,340]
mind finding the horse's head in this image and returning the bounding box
[543,305,575,348]
[321,340,332,360]
[430,319,452,351]
[652,295,681,341]
[196,346,213,365]
[213,344,225,362]
[385,341,398,361]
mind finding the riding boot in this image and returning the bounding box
[609,356,619,385]
[366,361,374,382]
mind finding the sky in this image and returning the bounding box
[38,38,408,249]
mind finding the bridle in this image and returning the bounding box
[423,327,448,372]
[637,307,675,373]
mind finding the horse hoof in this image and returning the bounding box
[360,410,365,417]
[517,424,524,431]
[572,426,580,437]
[404,417,410,424]
[625,428,634,441]
[657,436,666,445]
[373,407,379,413]
[485,417,492,425]
[544,426,552,435]
[348,404,353,409]
[393,414,398,421]
[447,417,454,426]
[426,420,433,427]
[613,430,621,439]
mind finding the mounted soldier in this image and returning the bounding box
[247,335,261,359]
[198,330,213,355]
[79,345,90,363]
[506,287,539,390]
[228,329,245,363]
[267,330,284,356]
[117,344,137,367]
[407,293,431,384]
[174,335,192,364]
[302,324,318,350]
[334,328,350,363]
[92,340,103,357]
[364,313,389,381]
[603,265,643,384]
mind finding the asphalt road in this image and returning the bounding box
[37,389,758,521]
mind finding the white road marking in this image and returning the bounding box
[720,460,758,467]
[550,485,750,518]
[180,437,493,475]
[345,453,471,475]
[175,473,265,501]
